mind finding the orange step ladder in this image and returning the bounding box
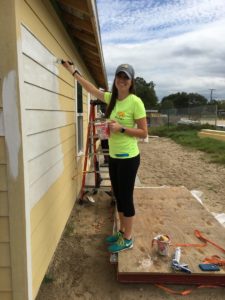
[78,100,111,204]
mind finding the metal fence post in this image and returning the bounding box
[167,109,170,127]
[215,104,218,128]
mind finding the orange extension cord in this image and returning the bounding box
[155,230,225,296]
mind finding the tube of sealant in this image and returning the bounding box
[173,247,181,263]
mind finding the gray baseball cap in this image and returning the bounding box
[115,64,135,79]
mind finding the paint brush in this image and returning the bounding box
[54,58,74,65]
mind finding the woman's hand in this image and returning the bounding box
[62,60,76,75]
[109,120,122,133]
[109,118,148,138]
[61,60,105,101]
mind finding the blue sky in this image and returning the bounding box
[96,0,225,101]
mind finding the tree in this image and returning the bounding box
[161,92,208,110]
[217,100,225,110]
[134,77,158,109]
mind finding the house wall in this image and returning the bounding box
[1,1,26,300]
[0,100,12,300]
[19,0,92,298]
[1,0,93,299]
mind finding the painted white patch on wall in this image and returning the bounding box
[0,111,5,136]
[2,70,21,179]
[21,25,66,208]
[21,25,59,75]
[30,159,64,209]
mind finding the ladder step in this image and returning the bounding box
[83,170,109,174]
[80,102,111,196]
[84,186,111,190]
[89,151,109,155]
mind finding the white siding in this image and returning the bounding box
[21,25,76,209]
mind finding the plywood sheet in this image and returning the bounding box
[118,187,225,283]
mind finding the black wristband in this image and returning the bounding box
[72,69,81,77]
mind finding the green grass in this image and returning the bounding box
[149,125,225,165]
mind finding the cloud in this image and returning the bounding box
[97,0,225,100]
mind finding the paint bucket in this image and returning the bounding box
[95,121,110,140]
[152,234,171,256]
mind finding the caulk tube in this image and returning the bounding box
[173,247,181,263]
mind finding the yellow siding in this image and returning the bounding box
[0,79,2,108]
[0,269,12,291]
[0,217,11,295]
[0,243,11,267]
[0,0,11,291]
[19,0,90,298]
[0,218,10,242]
[0,292,13,300]
[0,119,12,300]
[31,161,77,291]
[0,165,7,191]
[0,1,13,298]
[0,137,10,285]
[0,192,9,217]
[0,138,6,164]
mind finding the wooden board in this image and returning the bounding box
[199,129,225,142]
[117,187,225,284]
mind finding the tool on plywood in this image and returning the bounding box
[171,247,192,274]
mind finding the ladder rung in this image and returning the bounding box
[84,186,111,190]
[89,152,109,156]
[83,170,109,174]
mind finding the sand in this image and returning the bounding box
[36,137,225,300]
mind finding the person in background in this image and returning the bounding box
[63,62,147,253]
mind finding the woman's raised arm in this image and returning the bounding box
[62,61,105,101]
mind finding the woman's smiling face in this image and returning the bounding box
[115,72,132,92]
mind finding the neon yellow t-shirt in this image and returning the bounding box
[104,92,146,159]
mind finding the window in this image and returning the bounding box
[76,82,83,154]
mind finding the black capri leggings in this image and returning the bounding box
[109,154,140,217]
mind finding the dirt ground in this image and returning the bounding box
[36,137,225,300]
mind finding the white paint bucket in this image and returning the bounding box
[152,234,171,256]
[95,121,110,140]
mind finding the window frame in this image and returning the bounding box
[75,81,84,157]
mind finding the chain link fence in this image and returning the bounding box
[147,105,225,129]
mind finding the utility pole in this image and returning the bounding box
[209,89,216,102]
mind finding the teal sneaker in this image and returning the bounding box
[108,237,133,253]
[105,231,123,244]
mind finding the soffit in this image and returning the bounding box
[51,0,107,89]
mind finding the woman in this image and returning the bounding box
[63,62,147,253]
